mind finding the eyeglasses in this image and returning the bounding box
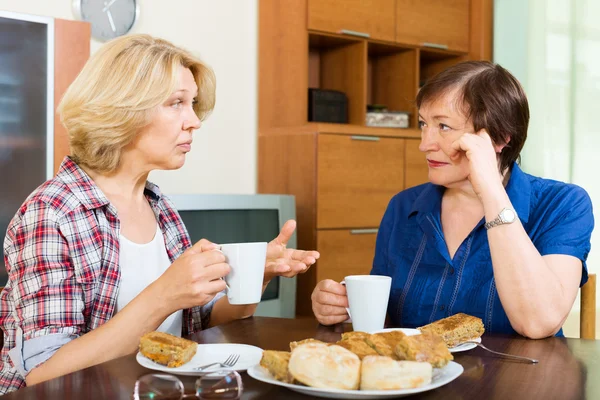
[133,370,243,400]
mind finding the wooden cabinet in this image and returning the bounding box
[258,0,493,316]
[395,0,470,52]
[259,127,410,316]
[317,134,404,228]
[308,0,396,42]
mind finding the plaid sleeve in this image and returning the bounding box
[3,200,85,370]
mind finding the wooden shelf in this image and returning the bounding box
[260,123,421,139]
[313,123,420,138]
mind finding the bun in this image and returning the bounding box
[139,331,197,368]
[289,343,360,390]
[289,338,328,351]
[360,356,432,390]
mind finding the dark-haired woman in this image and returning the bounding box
[311,61,593,339]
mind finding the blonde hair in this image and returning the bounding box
[58,34,216,172]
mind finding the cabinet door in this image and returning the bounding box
[317,134,405,229]
[396,0,470,53]
[405,139,429,189]
[316,229,378,283]
[308,0,395,42]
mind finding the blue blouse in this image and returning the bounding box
[372,162,593,336]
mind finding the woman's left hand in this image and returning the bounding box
[264,220,320,283]
[448,129,505,198]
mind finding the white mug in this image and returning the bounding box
[220,242,267,305]
[343,275,392,332]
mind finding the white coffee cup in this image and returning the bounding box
[343,275,392,332]
[220,242,267,305]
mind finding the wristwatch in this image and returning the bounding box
[484,207,517,230]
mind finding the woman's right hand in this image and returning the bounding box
[311,279,350,326]
[154,239,230,313]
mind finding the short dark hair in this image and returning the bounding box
[416,61,529,173]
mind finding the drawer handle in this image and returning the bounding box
[351,135,380,142]
[339,29,370,38]
[422,42,449,50]
[350,229,379,235]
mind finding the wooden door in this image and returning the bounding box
[308,0,396,42]
[316,229,379,283]
[317,134,405,228]
[396,0,470,53]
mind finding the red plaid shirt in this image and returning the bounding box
[0,157,215,394]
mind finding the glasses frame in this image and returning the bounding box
[133,370,243,400]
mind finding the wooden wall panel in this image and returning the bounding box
[258,129,318,316]
[258,0,308,129]
[53,19,90,173]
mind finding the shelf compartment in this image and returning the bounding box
[419,48,464,88]
[367,41,418,128]
[308,32,367,125]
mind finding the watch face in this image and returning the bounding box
[75,0,138,41]
[500,208,516,223]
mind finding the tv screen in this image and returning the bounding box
[0,15,51,287]
[178,209,281,301]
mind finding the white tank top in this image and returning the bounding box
[117,224,183,336]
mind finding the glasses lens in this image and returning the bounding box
[196,370,243,400]
[133,374,185,400]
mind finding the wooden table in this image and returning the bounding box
[4,317,598,399]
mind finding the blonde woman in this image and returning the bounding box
[0,34,319,394]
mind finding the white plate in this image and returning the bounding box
[449,337,481,353]
[370,328,481,353]
[136,343,263,376]
[247,362,463,399]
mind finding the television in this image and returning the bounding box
[167,193,297,318]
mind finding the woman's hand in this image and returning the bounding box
[448,129,506,198]
[153,239,231,313]
[311,279,349,325]
[263,220,320,283]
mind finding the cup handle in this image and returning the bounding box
[221,277,231,292]
[216,245,231,292]
[340,281,352,322]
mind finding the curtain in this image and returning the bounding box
[494,0,600,319]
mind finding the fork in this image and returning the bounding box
[463,341,539,364]
[193,353,240,371]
